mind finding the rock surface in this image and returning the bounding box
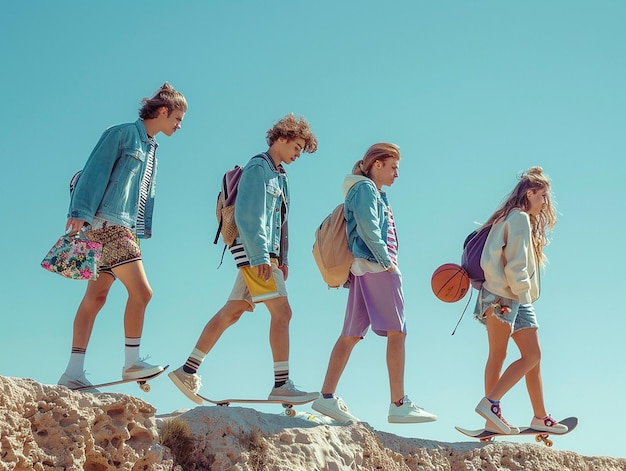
[0,376,170,471]
[2,376,625,471]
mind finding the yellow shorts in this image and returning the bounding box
[228,259,287,311]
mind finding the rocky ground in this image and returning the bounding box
[1,375,624,471]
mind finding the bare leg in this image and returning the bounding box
[71,273,116,349]
[484,307,512,397]
[263,296,292,362]
[512,328,546,418]
[193,300,250,353]
[320,336,361,394]
[488,326,541,400]
[387,331,406,403]
[483,308,513,429]
[111,260,152,338]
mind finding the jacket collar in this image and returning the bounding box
[135,119,155,145]
[259,152,285,174]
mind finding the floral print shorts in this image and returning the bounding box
[85,224,141,274]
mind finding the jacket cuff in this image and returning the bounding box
[249,255,271,266]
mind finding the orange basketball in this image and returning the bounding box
[431,263,470,303]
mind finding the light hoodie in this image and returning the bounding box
[481,209,539,305]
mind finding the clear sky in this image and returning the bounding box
[2,0,625,460]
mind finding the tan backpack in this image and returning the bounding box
[312,204,354,288]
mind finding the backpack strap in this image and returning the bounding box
[213,171,229,245]
[216,244,228,268]
[451,289,474,336]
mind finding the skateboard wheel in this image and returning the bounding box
[139,383,151,392]
[284,408,296,417]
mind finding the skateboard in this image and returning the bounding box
[72,365,169,393]
[197,394,317,417]
[455,417,577,447]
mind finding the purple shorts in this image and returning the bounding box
[341,270,406,337]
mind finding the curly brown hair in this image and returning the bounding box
[266,114,318,153]
[139,82,187,119]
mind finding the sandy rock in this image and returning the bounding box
[0,376,172,471]
[2,376,626,471]
[158,407,626,471]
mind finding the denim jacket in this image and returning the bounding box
[68,119,158,238]
[342,175,393,270]
[234,153,289,267]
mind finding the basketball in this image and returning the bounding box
[431,263,470,303]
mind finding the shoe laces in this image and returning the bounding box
[76,370,94,386]
[491,403,512,426]
[538,415,556,427]
[279,379,300,392]
[186,372,202,391]
[335,397,349,412]
[137,355,153,366]
[402,396,417,408]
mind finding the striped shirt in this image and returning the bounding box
[135,137,156,238]
[386,205,398,265]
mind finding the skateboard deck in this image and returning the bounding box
[197,394,317,417]
[455,417,577,447]
[72,365,169,393]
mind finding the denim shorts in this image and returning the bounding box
[474,287,539,333]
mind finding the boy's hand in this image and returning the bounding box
[66,218,85,236]
[256,263,272,281]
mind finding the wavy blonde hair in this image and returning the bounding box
[485,166,557,262]
[352,142,400,176]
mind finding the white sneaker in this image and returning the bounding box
[122,360,164,380]
[312,396,359,422]
[168,367,203,405]
[531,415,568,434]
[267,379,320,403]
[58,372,100,393]
[475,397,520,434]
[388,396,437,424]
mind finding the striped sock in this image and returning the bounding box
[183,348,207,374]
[65,347,86,378]
[274,361,289,388]
[124,337,141,368]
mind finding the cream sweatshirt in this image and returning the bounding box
[481,209,539,305]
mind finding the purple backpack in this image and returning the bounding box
[213,165,244,246]
[461,225,491,290]
[213,155,264,247]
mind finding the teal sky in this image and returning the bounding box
[2,0,625,459]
